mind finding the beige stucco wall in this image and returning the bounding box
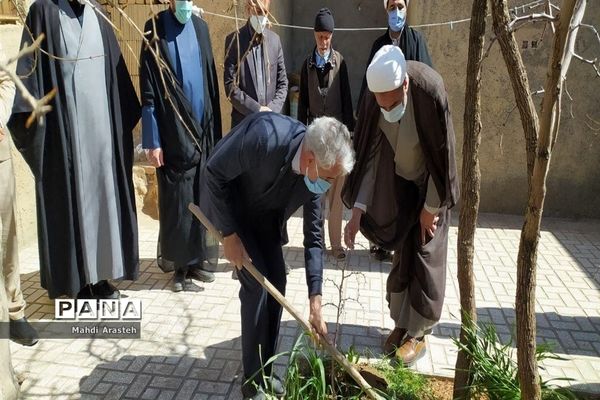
[411,1,600,218]
[286,0,600,218]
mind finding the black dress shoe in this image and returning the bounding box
[172,269,186,292]
[266,375,285,397]
[92,280,120,299]
[373,247,392,261]
[243,387,267,400]
[77,284,95,299]
[10,317,39,346]
[242,375,285,399]
[186,266,215,283]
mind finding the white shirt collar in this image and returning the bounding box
[292,139,303,174]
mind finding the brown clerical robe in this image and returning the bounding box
[342,60,458,337]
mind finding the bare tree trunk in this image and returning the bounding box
[453,0,488,398]
[491,0,540,186]
[515,1,581,399]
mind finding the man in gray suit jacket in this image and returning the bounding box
[224,0,288,128]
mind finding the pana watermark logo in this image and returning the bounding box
[55,299,142,320]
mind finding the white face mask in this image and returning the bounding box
[250,15,268,34]
[381,99,407,123]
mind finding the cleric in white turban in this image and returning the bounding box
[366,45,407,93]
[342,44,459,365]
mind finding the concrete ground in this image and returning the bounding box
[8,211,600,399]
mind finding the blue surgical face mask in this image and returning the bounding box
[174,0,193,24]
[381,98,407,123]
[304,165,331,194]
[388,8,406,32]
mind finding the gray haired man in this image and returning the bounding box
[199,112,354,399]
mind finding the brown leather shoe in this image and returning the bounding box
[395,336,426,366]
[383,327,407,356]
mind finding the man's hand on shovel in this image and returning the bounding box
[223,233,250,270]
[308,294,329,346]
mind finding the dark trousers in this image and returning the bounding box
[237,218,287,389]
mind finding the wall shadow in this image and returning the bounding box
[75,318,390,399]
[435,307,600,358]
[78,346,241,399]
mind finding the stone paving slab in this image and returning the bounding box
[8,212,600,399]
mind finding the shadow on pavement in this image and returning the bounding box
[435,307,600,358]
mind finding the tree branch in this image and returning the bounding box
[0,34,54,127]
[585,114,600,132]
[491,0,540,183]
[564,81,575,119]
[87,0,203,152]
[546,0,556,33]
[484,10,558,59]
[561,0,588,77]
[572,53,600,76]
[579,23,600,45]
[508,12,557,31]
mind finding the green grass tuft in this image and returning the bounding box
[379,360,432,400]
[453,317,580,400]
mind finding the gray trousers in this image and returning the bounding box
[0,158,20,399]
[1,158,25,320]
[387,207,450,338]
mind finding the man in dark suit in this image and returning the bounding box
[224,0,288,128]
[199,113,354,399]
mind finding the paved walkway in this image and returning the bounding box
[9,212,600,399]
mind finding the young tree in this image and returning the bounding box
[453,0,488,398]
[491,0,589,398]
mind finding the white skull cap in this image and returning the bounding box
[366,45,407,93]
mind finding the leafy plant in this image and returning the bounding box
[244,346,288,399]
[381,361,432,400]
[280,334,324,399]
[265,332,434,400]
[283,333,365,400]
[453,318,579,400]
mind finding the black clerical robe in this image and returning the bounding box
[342,61,458,325]
[358,26,433,107]
[140,11,221,269]
[8,0,140,298]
